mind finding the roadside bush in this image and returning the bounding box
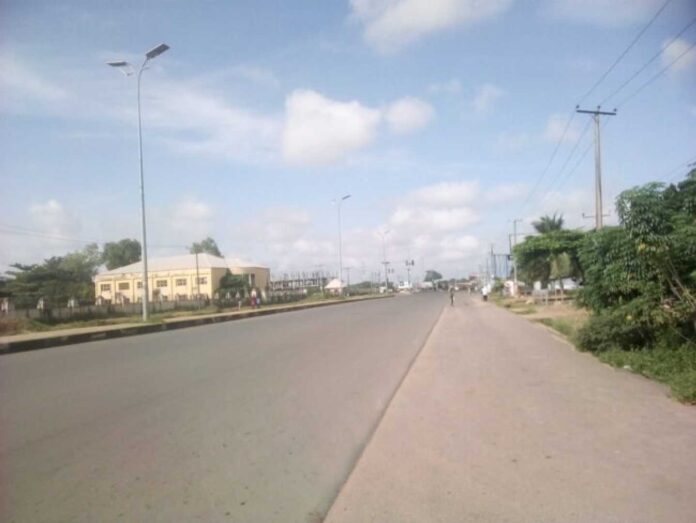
[575,307,655,352]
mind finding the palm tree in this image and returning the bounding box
[532,212,564,234]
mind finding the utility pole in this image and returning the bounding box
[511,219,522,296]
[334,194,351,294]
[576,106,616,230]
[379,229,390,290]
[405,259,414,287]
[195,250,200,307]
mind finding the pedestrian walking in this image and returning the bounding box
[251,288,258,308]
[449,286,455,306]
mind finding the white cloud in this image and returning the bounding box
[377,181,482,273]
[250,206,336,273]
[427,79,462,95]
[409,180,479,207]
[391,206,478,231]
[661,38,696,72]
[262,207,311,243]
[0,50,67,111]
[228,65,280,88]
[385,97,434,134]
[29,199,81,239]
[147,82,281,164]
[543,112,581,143]
[281,89,382,165]
[350,0,513,52]
[166,198,214,241]
[543,0,665,27]
[496,131,533,151]
[472,83,505,113]
[485,182,527,204]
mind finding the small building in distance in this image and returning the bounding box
[269,271,328,293]
[93,253,270,304]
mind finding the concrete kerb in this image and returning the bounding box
[0,295,393,355]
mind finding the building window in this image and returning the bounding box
[100,284,111,292]
[136,281,143,289]
[175,278,187,286]
[156,280,168,288]
[118,282,130,290]
[197,277,207,284]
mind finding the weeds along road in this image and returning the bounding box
[0,292,444,523]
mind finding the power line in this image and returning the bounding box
[0,224,189,250]
[664,155,696,181]
[600,15,696,106]
[518,109,577,213]
[540,127,596,202]
[517,0,675,218]
[0,225,102,245]
[576,0,674,106]
[555,140,595,193]
[615,38,696,108]
[537,117,592,199]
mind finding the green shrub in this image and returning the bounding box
[575,307,654,352]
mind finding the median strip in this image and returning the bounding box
[0,295,392,355]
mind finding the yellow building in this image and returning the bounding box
[93,254,270,304]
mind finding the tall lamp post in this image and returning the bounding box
[378,229,390,289]
[333,194,351,294]
[108,43,170,321]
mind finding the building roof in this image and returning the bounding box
[96,253,266,277]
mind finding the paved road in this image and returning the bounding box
[326,296,696,522]
[0,293,445,523]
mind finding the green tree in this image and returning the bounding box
[4,244,102,308]
[217,270,248,296]
[577,171,696,350]
[424,270,443,283]
[190,237,222,257]
[532,212,565,234]
[102,239,141,270]
[514,230,584,288]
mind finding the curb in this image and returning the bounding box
[0,295,392,355]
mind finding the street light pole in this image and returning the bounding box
[511,218,522,297]
[379,229,390,289]
[108,43,169,321]
[334,194,351,294]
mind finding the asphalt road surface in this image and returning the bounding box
[0,293,445,523]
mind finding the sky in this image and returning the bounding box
[1,0,695,283]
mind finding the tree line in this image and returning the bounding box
[514,169,696,354]
[0,236,226,309]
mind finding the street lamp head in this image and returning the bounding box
[342,194,351,201]
[145,43,170,60]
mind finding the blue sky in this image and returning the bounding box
[1,0,695,281]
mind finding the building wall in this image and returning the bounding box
[94,266,271,303]
[229,267,270,289]
[94,267,217,303]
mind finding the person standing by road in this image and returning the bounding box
[449,286,455,306]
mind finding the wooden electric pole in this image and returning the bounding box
[576,106,616,229]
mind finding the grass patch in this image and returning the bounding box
[515,306,538,315]
[537,316,584,339]
[598,346,696,404]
